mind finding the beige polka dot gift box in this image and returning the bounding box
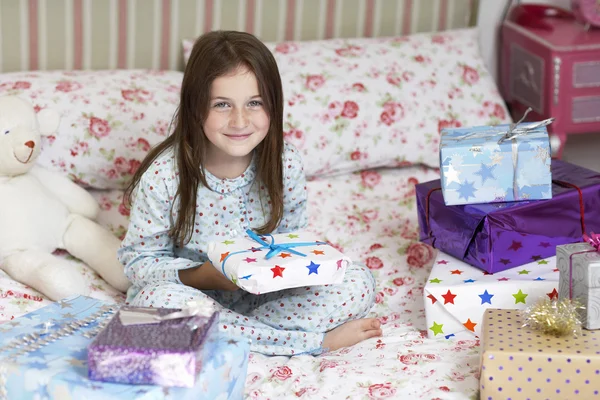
[479,308,600,399]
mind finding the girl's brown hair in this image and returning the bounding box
[124,30,284,247]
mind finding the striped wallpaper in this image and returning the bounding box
[0,0,478,73]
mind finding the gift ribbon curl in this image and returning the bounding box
[447,107,554,143]
[583,232,600,251]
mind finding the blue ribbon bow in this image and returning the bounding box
[220,229,327,275]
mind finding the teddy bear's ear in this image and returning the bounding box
[37,108,60,136]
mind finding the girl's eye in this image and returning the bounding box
[213,102,229,109]
[248,100,263,107]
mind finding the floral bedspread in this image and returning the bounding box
[0,166,481,399]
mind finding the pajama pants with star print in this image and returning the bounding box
[128,262,376,356]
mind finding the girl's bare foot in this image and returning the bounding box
[322,318,382,352]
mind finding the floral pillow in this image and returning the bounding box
[183,28,511,177]
[0,70,182,189]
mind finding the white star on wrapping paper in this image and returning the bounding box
[535,145,550,164]
[58,301,73,309]
[445,164,461,186]
[450,154,464,168]
[490,152,504,166]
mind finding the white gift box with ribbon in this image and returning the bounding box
[207,230,350,294]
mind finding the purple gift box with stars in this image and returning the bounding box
[416,159,600,274]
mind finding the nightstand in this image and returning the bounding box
[500,17,600,158]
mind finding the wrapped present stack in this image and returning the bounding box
[0,296,250,400]
[208,229,350,294]
[416,109,600,341]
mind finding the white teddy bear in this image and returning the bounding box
[0,96,130,301]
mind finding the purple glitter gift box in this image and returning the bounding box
[416,159,600,273]
[88,306,219,388]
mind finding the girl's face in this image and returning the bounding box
[203,66,270,168]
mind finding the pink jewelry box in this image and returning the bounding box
[500,16,600,158]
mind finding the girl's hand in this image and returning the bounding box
[179,261,240,291]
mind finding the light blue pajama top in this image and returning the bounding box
[118,142,308,303]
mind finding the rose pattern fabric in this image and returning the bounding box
[184,27,511,178]
[0,70,182,189]
[0,166,483,399]
[0,28,508,190]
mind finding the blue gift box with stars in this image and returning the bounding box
[439,120,552,205]
[0,296,249,400]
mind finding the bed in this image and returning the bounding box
[0,0,513,398]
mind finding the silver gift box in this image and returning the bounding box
[557,242,600,330]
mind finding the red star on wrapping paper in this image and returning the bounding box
[531,255,542,261]
[547,288,559,300]
[463,319,477,332]
[508,241,523,251]
[553,268,559,272]
[499,259,511,265]
[437,260,449,265]
[427,294,437,304]
[279,253,292,258]
[242,257,257,263]
[336,259,344,270]
[441,290,457,305]
[539,242,551,248]
[450,269,463,275]
[482,271,493,276]
[271,265,285,278]
[312,250,325,255]
[220,252,230,262]
[250,247,262,252]
[497,277,510,282]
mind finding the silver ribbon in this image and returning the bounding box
[446,108,554,143]
[118,301,216,326]
[444,107,554,200]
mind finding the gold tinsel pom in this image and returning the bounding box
[521,298,585,337]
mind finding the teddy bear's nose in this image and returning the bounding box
[24,141,35,149]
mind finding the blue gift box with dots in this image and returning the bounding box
[0,296,250,400]
[480,308,600,399]
[439,121,552,205]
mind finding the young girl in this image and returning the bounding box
[119,30,381,356]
